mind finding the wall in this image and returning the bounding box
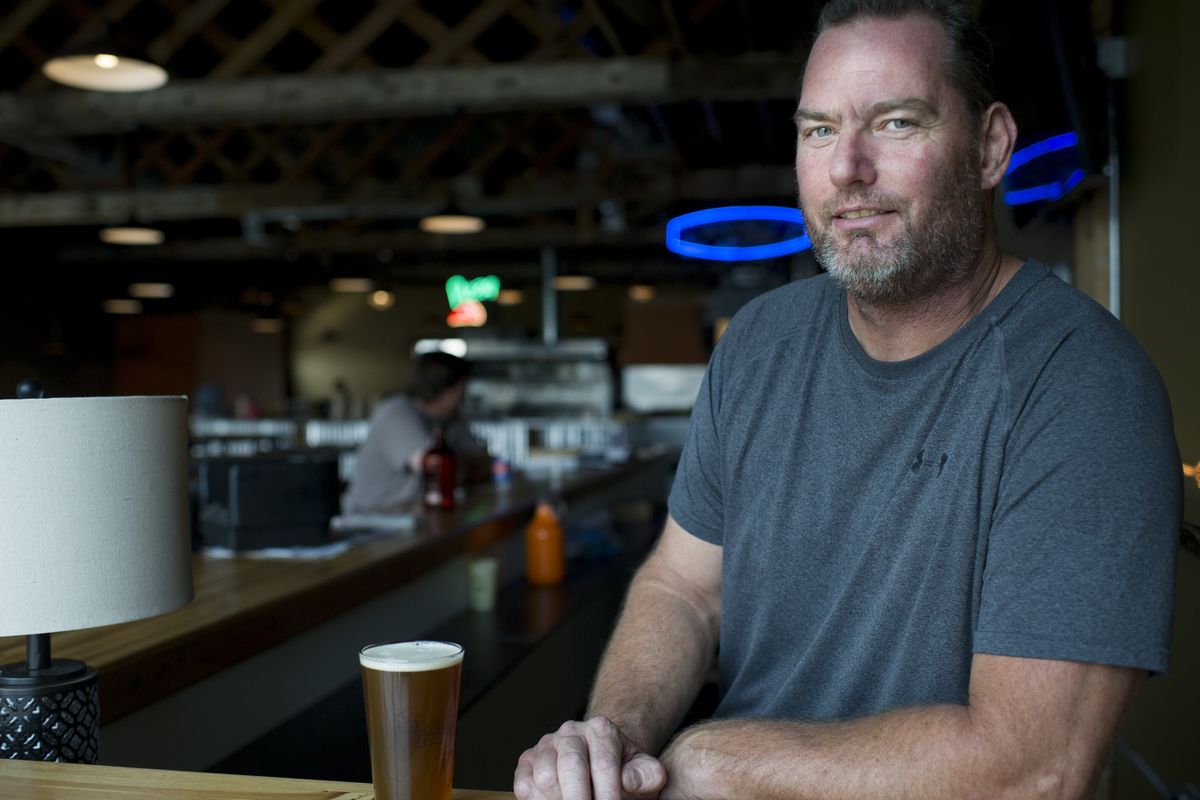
[1111,0,1200,795]
[113,310,286,415]
[291,285,464,412]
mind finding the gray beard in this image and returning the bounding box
[806,163,986,305]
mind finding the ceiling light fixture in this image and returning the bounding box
[1003,132,1084,206]
[628,284,656,302]
[666,206,810,262]
[42,31,168,93]
[419,213,486,235]
[99,226,164,246]
[553,275,596,291]
[419,200,485,235]
[368,290,395,311]
[128,283,174,299]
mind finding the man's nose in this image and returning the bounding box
[828,130,877,187]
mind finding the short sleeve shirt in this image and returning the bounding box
[668,262,1180,721]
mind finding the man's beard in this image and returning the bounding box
[804,150,985,305]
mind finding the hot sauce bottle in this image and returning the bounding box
[421,423,457,510]
[525,501,565,586]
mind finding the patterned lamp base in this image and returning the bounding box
[0,659,99,764]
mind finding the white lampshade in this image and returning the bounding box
[0,396,193,636]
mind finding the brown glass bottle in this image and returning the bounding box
[421,423,457,510]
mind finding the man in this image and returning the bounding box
[343,351,490,512]
[514,1,1180,799]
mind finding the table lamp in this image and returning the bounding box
[0,387,193,763]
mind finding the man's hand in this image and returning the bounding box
[513,716,668,800]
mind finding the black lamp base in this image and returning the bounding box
[0,659,99,763]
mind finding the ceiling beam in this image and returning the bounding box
[59,224,667,263]
[0,166,795,228]
[0,56,802,137]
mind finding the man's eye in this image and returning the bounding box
[885,118,913,131]
[808,126,834,139]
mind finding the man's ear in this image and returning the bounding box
[978,101,1018,190]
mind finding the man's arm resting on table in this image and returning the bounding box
[660,653,1144,800]
[514,515,722,800]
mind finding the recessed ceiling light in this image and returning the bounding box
[368,290,395,310]
[100,226,165,246]
[628,284,656,302]
[419,213,485,235]
[128,282,174,299]
[553,275,596,291]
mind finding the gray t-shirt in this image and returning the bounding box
[668,261,1180,722]
[343,395,487,512]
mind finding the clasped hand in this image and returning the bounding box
[513,716,669,800]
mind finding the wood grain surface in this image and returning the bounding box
[0,458,659,725]
[0,760,515,799]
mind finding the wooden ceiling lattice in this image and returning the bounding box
[0,0,1094,315]
[3,0,744,200]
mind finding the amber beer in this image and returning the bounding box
[360,641,464,800]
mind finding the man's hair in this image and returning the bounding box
[811,0,995,122]
[406,351,470,404]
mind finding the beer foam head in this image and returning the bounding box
[359,640,464,672]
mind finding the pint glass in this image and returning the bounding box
[360,640,464,800]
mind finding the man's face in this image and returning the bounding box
[795,14,985,304]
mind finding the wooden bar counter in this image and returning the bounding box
[0,452,672,772]
[0,760,514,799]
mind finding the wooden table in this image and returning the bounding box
[0,760,514,799]
[0,455,669,727]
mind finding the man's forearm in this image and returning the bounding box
[662,708,1098,800]
[661,655,1139,800]
[586,557,719,756]
[662,706,1012,800]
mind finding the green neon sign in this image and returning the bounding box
[446,274,501,310]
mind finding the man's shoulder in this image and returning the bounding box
[996,262,1145,351]
[992,260,1165,392]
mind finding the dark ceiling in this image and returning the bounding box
[0,0,1110,322]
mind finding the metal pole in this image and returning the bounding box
[1107,81,1121,319]
[541,245,558,346]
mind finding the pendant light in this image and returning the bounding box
[419,198,485,235]
[99,225,165,246]
[43,27,168,93]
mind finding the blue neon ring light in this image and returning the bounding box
[1003,132,1084,206]
[666,206,811,261]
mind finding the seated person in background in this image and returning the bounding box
[343,351,491,512]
